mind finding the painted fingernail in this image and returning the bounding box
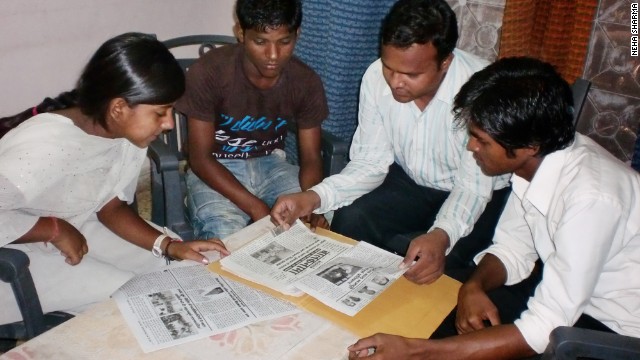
[202,258,209,265]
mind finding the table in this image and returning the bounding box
[3,300,357,360]
[2,219,459,359]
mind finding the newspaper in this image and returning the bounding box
[220,220,407,316]
[112,265,300,353]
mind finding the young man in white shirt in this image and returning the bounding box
[346,57,640,360]
[270,0,511,285]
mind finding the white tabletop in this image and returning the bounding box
[2,218,358,359]
[3,299,357,360]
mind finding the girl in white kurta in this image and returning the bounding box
[0,33,228,325]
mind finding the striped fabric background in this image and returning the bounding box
[295,0,396,142]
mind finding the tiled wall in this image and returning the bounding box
[580,0,640,163]
[449,0,639,163]
[447,0,505,62]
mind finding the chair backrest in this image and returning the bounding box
[160,35,238,161]
[571,78,591,126]
[148,35,237,240]
[164,34,238,71]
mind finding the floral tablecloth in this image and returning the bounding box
[2,299,357,360]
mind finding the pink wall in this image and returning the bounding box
[0,0,235,115]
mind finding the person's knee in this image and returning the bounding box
[331,204,369,234]
[190,204,248,240]
[195,215,247,240]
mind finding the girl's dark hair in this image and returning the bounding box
[0,91,77,138]
[0,32,184,138]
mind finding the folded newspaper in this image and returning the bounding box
[112,265,300,353]
[219,220,407,316]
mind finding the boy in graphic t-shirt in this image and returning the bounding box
[175,0,329,239]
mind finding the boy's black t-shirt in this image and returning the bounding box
[175,43,328,159]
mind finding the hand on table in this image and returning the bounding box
[348,333,427,360]
[165,238,230,265]
[401,229,450,285]
[455,282,501,334]
[302,213,329,231]
[270,191,321,230]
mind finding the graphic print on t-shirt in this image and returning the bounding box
[214,113,289,159]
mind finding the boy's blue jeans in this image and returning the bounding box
[185,150,301,240]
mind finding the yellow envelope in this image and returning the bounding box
[208,227,461,338]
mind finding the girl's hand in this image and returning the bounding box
[50,219,89,265]
[165,239,230,265]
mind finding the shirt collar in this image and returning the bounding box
[511,141,574,216]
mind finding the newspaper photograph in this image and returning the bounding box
[219,220,407,316]
[294,241,406,316]
[220,220,352,296]
[112,264,300,353]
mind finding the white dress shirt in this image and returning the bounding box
[0,113,146,245]
[476,133,640,353]
[0,113,174,325]
[311,49,510,246]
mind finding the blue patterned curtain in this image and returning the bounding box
[295,0,396,142]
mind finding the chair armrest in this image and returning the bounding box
[0,248,46,338]
[542,326,640,360]
[0,248,30,283]
[320,129,349,176]
[148,137,180,172]
[147,138,194,240]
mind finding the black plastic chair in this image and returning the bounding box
[148,34,349,240]
[571,78,591,125]
[542,326,640,359]
[0,248,73,350]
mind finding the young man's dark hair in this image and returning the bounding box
[235,0,302,33]
[454,57,575,157]
[380,0,458,64]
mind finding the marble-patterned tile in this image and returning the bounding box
[576,89,640,162]
[581,0,640,163]
[447,0,504,61]
[596,0,631,24]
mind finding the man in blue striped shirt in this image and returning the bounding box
[271,0,510,285]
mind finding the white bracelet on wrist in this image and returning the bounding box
[151,227,169,258]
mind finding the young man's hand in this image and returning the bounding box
[302,213,329,231]
[247,200,271,222]
[401,229,450,284]
[347,333,428,359]
[270,190,321,230]
[455,282,501,333]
